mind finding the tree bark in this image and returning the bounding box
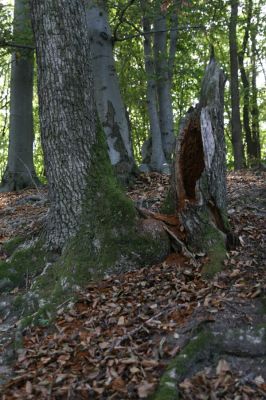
[250,21,261,163]
[170,58,233,275]
[30,0,170,275]
[238,0,253,164]
[86,0,136,183]
[31,0,97,250]
[141,2,166,172]
[229,0,245,170]
[154,13,175,162]
[0,0,38,192]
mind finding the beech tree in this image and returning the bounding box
[140,0,177,173]
[140,0,167,172]
[86,0,136,183]
[154,4,177,161]
[1,0,38,192]
[229,0,245,169]
[29,0,170,308]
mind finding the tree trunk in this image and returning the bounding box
[31,0,98,250]
[238,0,254,165]
[0,0,38,192]
[141,4,166,172]
[229,0,245,170]
[170,58,233,275]
[86,0,136,183]
[250,22,261,163]
[30,0,170,300]
[154,13,175,162]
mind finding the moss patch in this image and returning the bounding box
[1,236,25,257]
[160,188,176,215]
[151,329,213,400]
[0,241,46,293]
[201,224,227,278]
[21,125,169,324]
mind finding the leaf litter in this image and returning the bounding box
[0,170,265,399]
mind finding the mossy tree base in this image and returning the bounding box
[6,129,170,325]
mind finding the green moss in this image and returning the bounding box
[151,330,213,400]
[0,241,46,292]
[20,124,169,325]
[160,189,176,215]
[202,239,226,278]
[2,236,25,257]
[195,212,227,279]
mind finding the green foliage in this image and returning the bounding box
[0,0,265,179]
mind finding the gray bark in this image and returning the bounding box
[31,0,96,250]
[154,14,175,161]
[250,21,261,162]
[141,2,166,172]
[86,0,135,182]
[229,0,245,169]
[170,58,235,268]
[29,0,170,281]
[1,0,38,192]
[168,8,178,83]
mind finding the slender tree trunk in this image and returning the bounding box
[1,0,38,192]
[238,0,253,164]
[154,13,175,162]
[141,2,166,172]
[86,0,136,183]
[250,22,261,163]
[229,0,245,169]
[168,8,178,83]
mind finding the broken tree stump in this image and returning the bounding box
[170,57,235,275]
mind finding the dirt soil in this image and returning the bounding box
[0,170,265,399]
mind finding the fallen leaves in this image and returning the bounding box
[179,359,266,400]
[0,170,265,399]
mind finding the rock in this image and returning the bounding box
[0,278,13,292]
[139,163,150,173]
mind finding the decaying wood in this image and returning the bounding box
[169,57,237,271]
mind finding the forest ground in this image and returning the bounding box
[0,170,265,399]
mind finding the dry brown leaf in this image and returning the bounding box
[137,381,156,398]
[216,359,231,375]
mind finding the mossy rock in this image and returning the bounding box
[151,329,214,400]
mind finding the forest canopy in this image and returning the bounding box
[0,0,265,183]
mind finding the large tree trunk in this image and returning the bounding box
[86,0,136,183]
[170,58,232,275]
[31,0,97,250]
[229,0,245,170]
[154,13,175,162]
[0,0,38,192]
[29,0,170,307]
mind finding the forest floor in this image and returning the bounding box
[0,170,265,399]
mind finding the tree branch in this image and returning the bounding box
[0,40,34,50]
[113,0,136,42]
[114,25,205,42]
